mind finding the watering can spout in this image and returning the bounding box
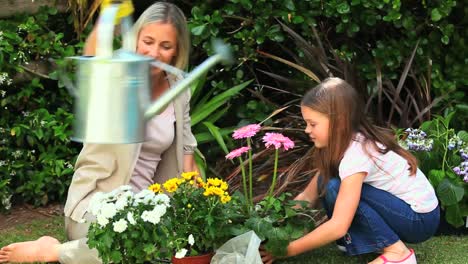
[144,40,232,120]
[65,1,233,143]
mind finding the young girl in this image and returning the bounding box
[261,77,439,264]
[0,2,197,263]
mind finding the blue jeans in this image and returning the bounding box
[319,177,440,255]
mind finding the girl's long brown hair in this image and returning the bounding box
[301,78,418,194]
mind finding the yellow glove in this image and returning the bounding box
[100,0,134,23]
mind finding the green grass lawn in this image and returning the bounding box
[0,215,466,264]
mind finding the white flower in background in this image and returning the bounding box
[12,150,22,159]
[113,219,128,233]
[127,212,136,225]
[0,73,12,86]
[188,234,194,246]
[1,195,12,210]
[0,90,6,97]
[40,120,46,127]
[175,248,188,259]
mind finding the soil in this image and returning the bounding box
[0,203,64,230]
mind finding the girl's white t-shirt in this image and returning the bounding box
[339,133,438,213]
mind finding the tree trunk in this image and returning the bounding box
[0,0,68,18]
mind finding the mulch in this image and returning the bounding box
[0,203,64,230]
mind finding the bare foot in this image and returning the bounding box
[368,240,412,264]
[0,236,60,263]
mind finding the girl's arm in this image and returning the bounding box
[287,172,366,256]
[294,171,320,208]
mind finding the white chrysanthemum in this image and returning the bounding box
[154,193,170,206]
[175,248,188,259]
[188,234,195,246]
[100,203,117,219]
[115,196,129,211]
[113,219,128,233]
[141,210,161,224]
[153,204,167,216]
[88,192,106,216]
[127,212,136,225]
[97,214,110,227]
[134,189,156,205]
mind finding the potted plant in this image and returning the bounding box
[86,172,236,263]
[224,124,317,257]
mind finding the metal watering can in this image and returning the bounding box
[62,4,232,144]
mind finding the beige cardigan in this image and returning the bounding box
[64,81,196,222]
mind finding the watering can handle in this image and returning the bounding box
[97,4,135,57]
[53,58,78,97]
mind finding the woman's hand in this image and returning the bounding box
[260,246,276,264]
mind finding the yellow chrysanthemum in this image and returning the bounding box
[148,183,162,193]
[220,182,228,191]
[211,187,224,197]
[163,178,181,193]
[220,195,231,204]
[196,177,204,183]
[181,171,199,180]
[207,178,222,187]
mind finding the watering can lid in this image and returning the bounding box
[69,50,153,62]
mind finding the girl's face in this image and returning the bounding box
[301,106,330,148]
[137,22,178,75]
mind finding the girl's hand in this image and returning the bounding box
[260,246,275,264]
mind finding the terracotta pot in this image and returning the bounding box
[171,252,214,264]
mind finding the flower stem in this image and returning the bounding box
[268,149,279,198]
[247,139,253,207]
[238,156,249,212]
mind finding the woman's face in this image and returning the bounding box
[137,22,178,75]
[301,106,330,148]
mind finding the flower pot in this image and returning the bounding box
[171,252,214,264]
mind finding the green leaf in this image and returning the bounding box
[191,80,252,126]
[444,204,465,227]
[457,130,468,142]
[284,0,295,11]
[202,122,229,154]
[337,2,350,14]
[431,8,442,22]
[428,169,445,187]
[437,178,464,206]
[191,24,207,36]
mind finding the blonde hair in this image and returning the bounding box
[132,2,190,71]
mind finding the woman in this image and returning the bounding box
[0,2,198,263]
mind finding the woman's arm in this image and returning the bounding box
[183,154,199,173]
[287,172,366,256]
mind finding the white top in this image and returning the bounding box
[339,133,438,213]
[129,102,175,192]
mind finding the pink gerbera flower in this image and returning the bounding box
[262,133,295,151]
[232,124,261,139]
[225,146,251,160]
